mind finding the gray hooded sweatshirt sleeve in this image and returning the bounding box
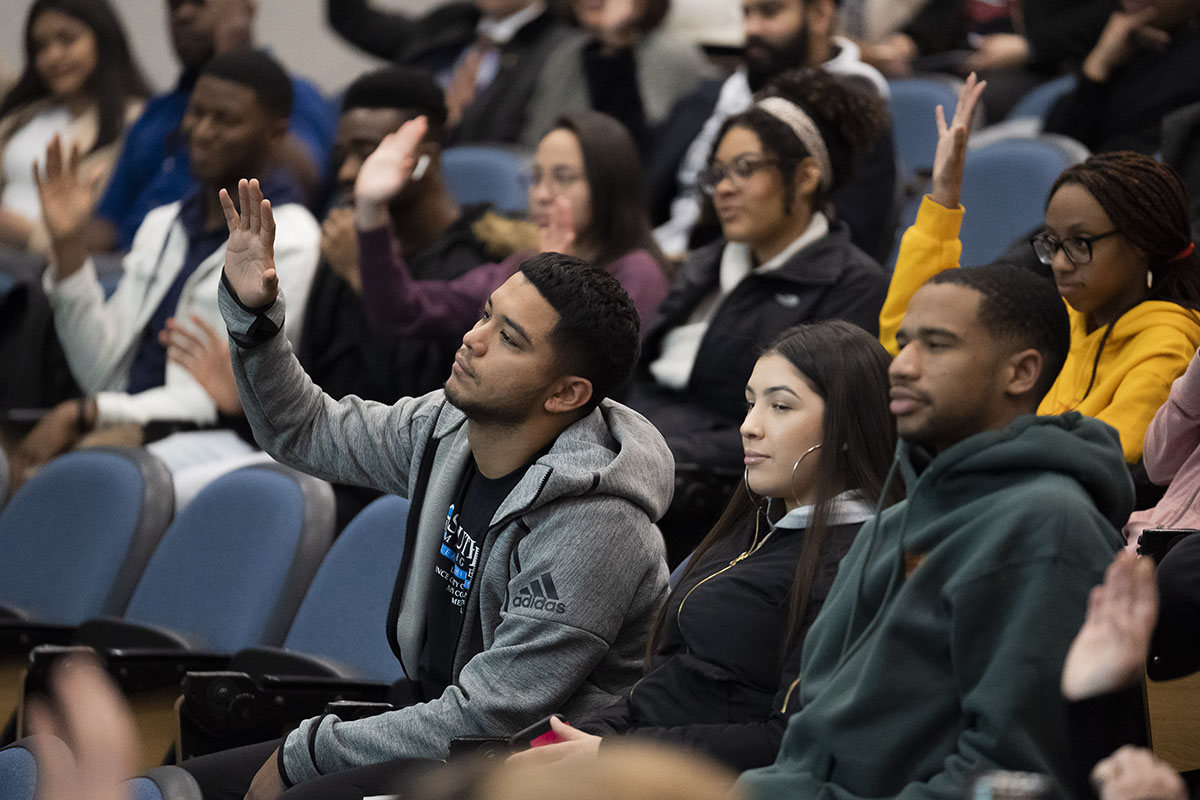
[218,279,673,784]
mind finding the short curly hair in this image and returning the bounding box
[519,252,641,410]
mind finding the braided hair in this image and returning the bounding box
[1051,151,1200,309]
[1049,151,1200,401]
[712,67,887,215]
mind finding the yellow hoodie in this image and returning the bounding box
[880,197,1200,463]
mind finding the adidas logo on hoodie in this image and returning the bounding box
[512,572,566,614]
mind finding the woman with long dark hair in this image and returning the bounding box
[0,0,147,252]
[510,320,903,772]
[352,109,670,337]
[880,74,1200,465]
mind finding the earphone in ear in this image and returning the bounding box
[411,154,431,182]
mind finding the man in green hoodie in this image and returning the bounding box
[739,263,1134,800]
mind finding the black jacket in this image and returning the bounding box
[902,0,1113,71]
[577,518,864,770]
[627,223,887,470]
[1044,26,1200,155]
[326,0,571,144]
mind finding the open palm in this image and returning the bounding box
[221,178,279,308]
[929,72,986,209]
[355,116,429,206]
[35,134,94,243]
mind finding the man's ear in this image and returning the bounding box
[544,376,594,415]
[805,0,837,40]
[1003,347,1044,399]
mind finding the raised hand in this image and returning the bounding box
[929,72,986,210]
[538,196,577,257]
[34,135,95,247]
[220,178,279,308]
[162,314,242,416]
[354,115,428,229]
[1061,550,1158,701]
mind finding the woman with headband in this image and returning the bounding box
[880,74,1200,469]
[508,321,902,773]
[626,67,890,560]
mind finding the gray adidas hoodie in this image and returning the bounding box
[218,280,673,783]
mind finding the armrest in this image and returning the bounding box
[25,644,231,697]
[323,699,398,720]
[0,622,77,656]
[227,645,356,679]
[177,671,392,761]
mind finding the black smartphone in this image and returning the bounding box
[1137,527,1200,564]
[507,714,566,750]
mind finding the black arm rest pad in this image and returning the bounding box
[0,622,77,655]
[227,646,356,679]
[323,699,398,721]
[72,616,202,650]
[26,644,230,695]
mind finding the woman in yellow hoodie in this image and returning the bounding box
[880,74,1200,464]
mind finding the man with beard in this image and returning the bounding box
[649,0,894,261]
[169,178,672,799]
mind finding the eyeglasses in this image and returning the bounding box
[1028,230,1119,266]
[697,155,780,195]
[520,166,585,193]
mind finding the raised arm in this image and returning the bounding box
[879,74,986,354]
[354,117,514,335]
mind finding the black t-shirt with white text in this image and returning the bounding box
[416,456,531,697]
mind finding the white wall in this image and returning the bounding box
[2,0,447,97]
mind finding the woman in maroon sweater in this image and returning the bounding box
[353,109,670,339]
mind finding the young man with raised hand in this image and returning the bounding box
[738,262,1135,800]
[176,177,672,799]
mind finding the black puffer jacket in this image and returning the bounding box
[627,222,886,471]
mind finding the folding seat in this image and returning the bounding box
[0,447,173,742]
[441,145,529,213]
[177,495,411,759]
[958,134,1090,266]
[20,462,335,768]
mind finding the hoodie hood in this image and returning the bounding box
[897,411,1134,531]
[431,398,675,524]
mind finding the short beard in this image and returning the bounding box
[443,378,537,426]
[744,27,811,92]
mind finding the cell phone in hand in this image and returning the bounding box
[1137,527,1200,564]
[508,714,566,749]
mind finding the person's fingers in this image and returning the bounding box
[66,141,81,178]
[165,324,206,357]
[46,134,63,179]
[548,715,581,739]
[238,179,253,231]
[261,197,276,247]
[246,179,262,233]
[935,104,948,136]
[506,742,570,766]
[219,188,240,232]
[1131,555,1160,626]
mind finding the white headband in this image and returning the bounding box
[754,97,833,192]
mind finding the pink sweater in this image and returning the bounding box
[1124,348,1200,548]
[357,224,669,339]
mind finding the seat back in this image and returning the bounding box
[282,495,411,681]
[1146,672,1200,772]
[0,447,173,624]
[958,135,1088,266]
[1006,74,1077,123]
[121,464,335,651]
[441,146,530,213]
[889,75,973,177]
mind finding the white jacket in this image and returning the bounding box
[44,199,319,426]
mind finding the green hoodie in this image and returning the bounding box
[738,412,1133,800]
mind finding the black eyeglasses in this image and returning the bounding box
[697,155,780,195]
[1028,230,1119,266]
